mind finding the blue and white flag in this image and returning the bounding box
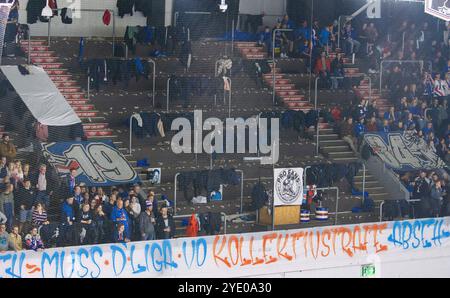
[41,141,140,186]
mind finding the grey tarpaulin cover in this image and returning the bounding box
[0,65,81,126]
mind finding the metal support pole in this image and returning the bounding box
[272,29,293,106]
[87,74,90,100]
[221,212,228,234]
[174,173,180,215]
[362,163,366,204]
[303,166,311,188]
[129,114,139,154]
[47,17,51,46]
[315,109,320,157]
[166,77,171,112]
[379,201,385,222]
[227,77,232,118]
[148,59,156,107]
[237,170,244,214]
[314,76,320,110]
[402,32,405,56]
[112,10,116,55]
[308,0,314,102]
[365,75,372,102]
[231,19,235,56]
[27,28,31,65]
[332,187,340,225]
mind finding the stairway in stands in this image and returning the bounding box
[20,39,151,189]
[20,39,115,140]
[236,42,314,112]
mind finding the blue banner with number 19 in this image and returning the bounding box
[41,141,141,186]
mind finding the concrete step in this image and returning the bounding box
[84,130,115,137]
[276,90,301,96]
[46,69,68,75]
[20,40,47,46]
[76,111,100,117]
[330,156,359,162]
[321,145,349,152]
[327,151,357,158]
[58,87,82,93]
[243,53,268,59]
[315,134,340,141]
[54,81,79,88]
[67,99,90,105]
[21,45,49,51]
[49,74,74,81]
[29,51,56,58]
[63,93,86,99]
[31,57,59,64]
[37,63,64,69]
[71,104,95,111]
[319,139,348,146]
[83,123,110,130]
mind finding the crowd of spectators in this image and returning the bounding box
[0,132,177,252]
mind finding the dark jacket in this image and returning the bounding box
[155,215,175,239]
[117,0,135,18]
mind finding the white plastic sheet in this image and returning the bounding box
[1,65,81,126]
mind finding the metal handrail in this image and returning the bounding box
[166,77,171,112]
[148,59,156,107]
[129,113,139,154]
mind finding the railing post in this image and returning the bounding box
[303,166,311,188]
[129,115,136,154]
[379,201,385,222]
[27,27,31,64]
[47,17,51,46]
[174,173,180,215]
[166,77,171,112]
[231,19,235,57]
[362,163,366,204]
[87,75,90,100]
[227,77,232,118]
[237,170,244,214]
[334,187,339,225]
[112,10,116,55]
[148,59,156,107]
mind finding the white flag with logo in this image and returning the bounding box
[273,168,303,206]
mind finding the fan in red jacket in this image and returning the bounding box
[186,214,199,237]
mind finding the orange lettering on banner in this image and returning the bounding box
[337,227,354,257]
[277,233,293,261]
[321,229,331,257]
[291,231,306,259]
[309,231,321,260]
[331,228,339,255]
[228,236,240,266]
[262,233,278,264]
[352,226,367,253]
[251,235,265,266]
[213,235,231,268]
[374,223,389,253]
[239,236,252,267]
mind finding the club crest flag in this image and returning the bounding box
[274,168,304,206]
[425,0,450,21]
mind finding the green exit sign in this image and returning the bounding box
[361,264,376,278]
